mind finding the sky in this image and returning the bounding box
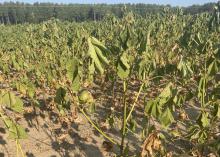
[0,0,217,7]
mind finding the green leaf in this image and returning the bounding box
[213,103,220,118]
[207,59,218,77]
[137,58,150,80]
[145,99,161,118]
[12,55,21,71]
[16,83,27,95]
[197,112,210,128]
[88,61,95,81]
[119,27,130,50]
[117,61,130,79]
[94,47,109,65]
[88,38,104,74]
[3,118,27,139]
[120,53,130,70]
[158,82,173,106]
[88,103,96,113]
[170,129,181,137]
[91,36,110,64]
[159,108,174,127]
[0,91,24,113]
[66,58,80,92]
[66,58,79,81]
[211,85,220,99]
[117,53,130,79]
[9,123,27,139]
[128,119,137,132]
[88,37,109,75]
[71,74,80,92]
[54,87,66,105]
[177,57,193,77]
[27,86,35,98]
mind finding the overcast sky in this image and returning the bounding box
[0,0,217,6]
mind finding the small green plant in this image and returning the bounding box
[0,90,27,157]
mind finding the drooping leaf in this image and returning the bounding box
[177,56,193,77]
[54,87,66,105]
[88,38,104,74]
[117,61,130,79]
[207,59,218,77]
[66,58,80,91]
[88,37,110,75]
[117,53,130,79]
[119,27,130,50]
[159,108,174,127]
[71,74,80,92]
[88,61,95,82]
[66,58,79,81]
[158,82,173,106]
[91,36,111,59]
[145,99,161,118]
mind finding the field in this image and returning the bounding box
[0,5,220,157]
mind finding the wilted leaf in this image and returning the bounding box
[141,132,162,157]
[158,82,173,106]
[145,99,161,118]
[66,58,80,92]
[55,87,66,105]
[88,37,109,75]
[159,108,174,127]
[117,52,130,79]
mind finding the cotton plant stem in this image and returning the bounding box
[67,87,117,145]
[16,140,19,157]
[120,80,127,156]
[18,140,25,157]
[126,83,144,123]
[79,108,117,145]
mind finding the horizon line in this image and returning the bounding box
[0,1,217,7]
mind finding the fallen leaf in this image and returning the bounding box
[141,132,161,157]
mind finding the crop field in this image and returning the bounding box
[0,4,220,157]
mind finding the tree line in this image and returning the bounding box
[0,2,217,24]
